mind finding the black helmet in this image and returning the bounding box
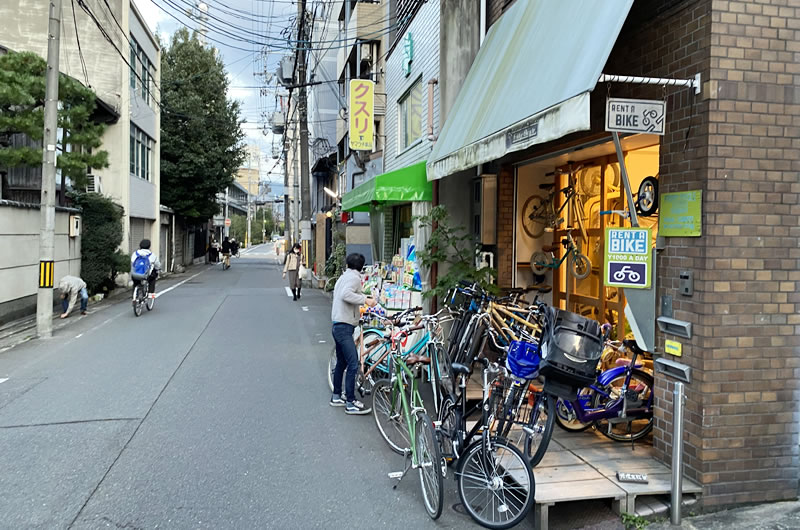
[139,239,151,250]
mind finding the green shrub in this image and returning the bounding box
[71,192,128,294]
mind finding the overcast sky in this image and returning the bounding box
[134,0,294,194]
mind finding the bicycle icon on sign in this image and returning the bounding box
[608,262,647,286]
[613,265,641,283]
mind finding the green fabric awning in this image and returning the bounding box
[342,161,432,212]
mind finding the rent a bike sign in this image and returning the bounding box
[604,227,652,289]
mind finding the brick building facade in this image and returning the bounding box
[485,0,798,508]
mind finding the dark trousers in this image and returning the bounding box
[332,323,358,402]
[135,271,158,293]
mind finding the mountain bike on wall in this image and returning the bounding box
[520,165,589,243]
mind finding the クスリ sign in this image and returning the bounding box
[604,227,652,289]
[605,98,666,135]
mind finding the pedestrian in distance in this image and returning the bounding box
[221,236,232,268]
[282,243,305,301]
[58,275,89,318]
[131,239,161,294]
[330,253,377,415]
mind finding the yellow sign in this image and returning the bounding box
[665,339,682,357]
[39,260,54,288]
[349,79,374,151]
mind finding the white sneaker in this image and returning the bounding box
[345,400,371,415]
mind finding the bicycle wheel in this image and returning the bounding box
[437,395,459,464]
[132,287,143,317]
[327,346,338,392]
[554,396,593,432]
[145,289,155,311]
[457,437,535,529]
[372,379,410,454]
[570,253,592,280]
[415,412,444,520]
[521,194,547,239]
[524,392,556,467]
[592,369,654,442]
[530,251,549,276]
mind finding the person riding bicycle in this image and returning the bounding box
[221,236,232,267]
[130,239,161,295]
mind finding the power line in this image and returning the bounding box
[71,0,90,87]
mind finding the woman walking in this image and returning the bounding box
[283,243,305,301]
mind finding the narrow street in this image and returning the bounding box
[0,245,474,529]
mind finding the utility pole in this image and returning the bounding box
[297,0,311,243]
[246,172,252,248]
[224,187,229,237]
[36,0,62,339]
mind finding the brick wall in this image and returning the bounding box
[488,0,799,507]
[604,0,799,507]
[496,165,514,289]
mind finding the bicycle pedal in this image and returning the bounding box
[387,471,403,479]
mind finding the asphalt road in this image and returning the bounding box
[0,244,485,529]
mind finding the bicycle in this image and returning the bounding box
[371,322,444,520]
[436,357,536,529]
[553,338,654,442]
[132,279,155,317]
[222,252,231,270]
[520,165,589,243]
[529,231,592,280]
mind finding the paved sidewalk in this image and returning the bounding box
[648,500,800,529]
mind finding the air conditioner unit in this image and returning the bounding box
[269,111,286,134]
[86,174,102,194]
[69,215,81,237]
[360,42,372,63]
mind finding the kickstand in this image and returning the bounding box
[387,452,413,489]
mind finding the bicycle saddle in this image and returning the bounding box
[539,182,555,190]
[622,339,648,356]
[406,354,431,365]
[451,363,471,376]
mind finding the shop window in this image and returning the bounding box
[514,142,660,341]
[398,77,422,151]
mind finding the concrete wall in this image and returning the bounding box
[439,0,481,125]
[384,0,440,172]
[129,176,157,219]
[0,204,81,324]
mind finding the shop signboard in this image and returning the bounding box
[605,97,666,135]
[659,190,702,237]
[349,80,375,151]
[604,227,652,289]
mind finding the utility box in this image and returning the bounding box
[679,270,693,296]
[69,215,81,237]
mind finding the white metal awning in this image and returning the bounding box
[427,0,634,181]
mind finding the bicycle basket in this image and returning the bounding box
[506,340,541,379]
[539,307,603,388]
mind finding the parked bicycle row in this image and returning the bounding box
[327,254,653,529]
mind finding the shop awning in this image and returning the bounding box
[427,0,634,181]
[342,161,432,212]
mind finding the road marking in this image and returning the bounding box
[302,306,309,312]
[285,287,293,298]
[155,271,204,298]
[318,340,326,343]
[0,378,8,384]
[75,333,83,339]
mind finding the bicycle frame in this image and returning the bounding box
[561,361,652,424]
[533,233,583,270]
[387,351,427,465]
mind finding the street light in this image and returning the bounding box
[323,186,339,200]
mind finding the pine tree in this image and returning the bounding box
[159,29,246,220]
[0,51,108,191]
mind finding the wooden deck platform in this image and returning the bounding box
[529,429,702,530]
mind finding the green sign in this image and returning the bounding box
[402,32,414,76]
[659,190,702,237]
[604,227,652,289]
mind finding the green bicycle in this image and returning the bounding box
[371,318,444,520]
